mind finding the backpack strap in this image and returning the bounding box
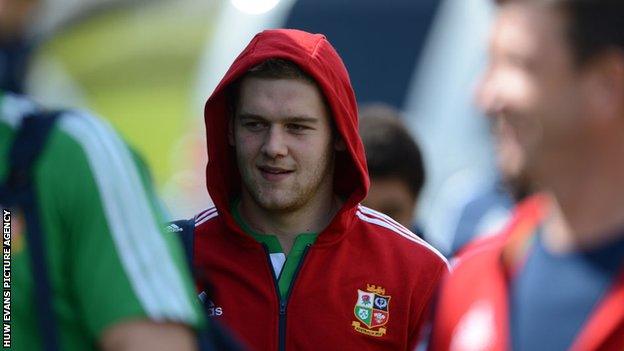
[166,219,196,274]
[0,110,63,351]
[1,111,61,201]
[202,319,247,351]
[165,219,246,350]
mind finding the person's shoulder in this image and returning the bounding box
[355,204,449,268]
[0,93,128,159]
[54,109,125,152]
[192,206,221,231]
[38,109,141,185]
[451,230,507,272]
[0,95,133,184]
[452,194,549,269]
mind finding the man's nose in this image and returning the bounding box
[261,125,288,158]
[475,71,505,119]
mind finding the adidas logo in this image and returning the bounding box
[198,291,223,317]
[166,223,183,233]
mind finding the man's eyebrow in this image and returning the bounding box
[237,113,319,124]
[283,116,319,124]
[237,113,266,121]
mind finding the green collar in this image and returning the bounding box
[231,199,317,299]
[231,198,317,253]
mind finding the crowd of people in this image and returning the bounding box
[2,0,624,350]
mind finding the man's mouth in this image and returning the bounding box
[258,166,294,181]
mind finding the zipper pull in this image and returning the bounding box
[279,300,287,315]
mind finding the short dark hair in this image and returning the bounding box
[496,0,624,66]
[244,58,316,82]
[359,104,425,200]
[228,58,318,115]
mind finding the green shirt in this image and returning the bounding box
[231,200,316,299]
[1,93,204,350]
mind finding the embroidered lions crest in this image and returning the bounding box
[352,284,390,337]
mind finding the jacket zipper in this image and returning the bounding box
[262,244,312,351]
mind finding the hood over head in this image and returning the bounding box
[203,29,369,244]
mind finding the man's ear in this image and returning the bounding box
[228,117,235,146]
[334,137,346,151]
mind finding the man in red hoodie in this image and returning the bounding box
[430,1,624,350]
[190,29,448,350]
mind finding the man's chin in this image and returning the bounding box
[255,196,300,213]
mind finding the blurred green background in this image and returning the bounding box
[32,1,218,187]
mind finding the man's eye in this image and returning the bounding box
[243,121,266,130]
[287,124,309,132]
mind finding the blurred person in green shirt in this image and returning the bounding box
[0,92,204,350]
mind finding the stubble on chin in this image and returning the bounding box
[244,162,334,214]
[245,178,307,213]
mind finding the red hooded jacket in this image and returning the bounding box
[429,195,624,351]
[192,29,448,350]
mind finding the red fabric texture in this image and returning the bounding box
[430,194,624,351]
[195,29,448,350]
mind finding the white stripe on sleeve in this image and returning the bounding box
[60,111,197,322]
[356,206,449,269]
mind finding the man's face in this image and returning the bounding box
[491,116,525,184]
[231,77,336,213]
[478,4,591,180]
[490,115,532,199]
[363,177,416,227]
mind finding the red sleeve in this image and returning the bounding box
[409,259,448,350]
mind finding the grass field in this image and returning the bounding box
[34,1,219,187]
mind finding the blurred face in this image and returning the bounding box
[0,0,38,40]
[490,116,532,199]
[491,116,525,183]
[231,77,336,213]
[363,177,416,227]
[477,4,591,181]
